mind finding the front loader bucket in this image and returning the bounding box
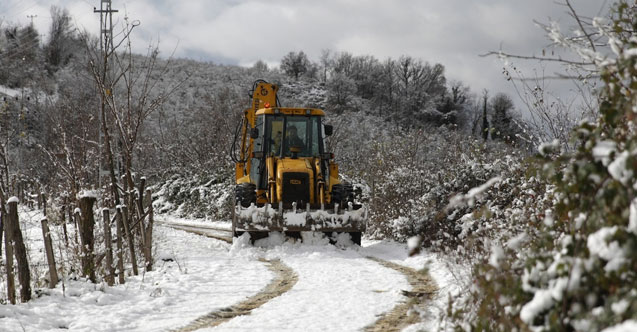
[232,202,367,243]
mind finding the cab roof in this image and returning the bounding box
[254,107,325,116]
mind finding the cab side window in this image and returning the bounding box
[268,118,283,156]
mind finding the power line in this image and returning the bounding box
[2,1,37,17]
[2,2,38,24]
[0,39,42,61]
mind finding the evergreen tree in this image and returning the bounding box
[439,81,470,127]
[481,91,489,140]
[45,6,77,72]
[490,92,516,143]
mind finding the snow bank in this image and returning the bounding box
[602,320,637,332]
[0,85,20,98]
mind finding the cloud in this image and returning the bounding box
[0,0,610,111]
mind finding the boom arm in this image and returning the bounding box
[235,81,279,181]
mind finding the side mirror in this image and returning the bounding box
[321,152,334,160]
[324,124,333,136]
[250,127,259,139]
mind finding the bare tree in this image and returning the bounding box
[83,17,185,274]
[393,55,446,126]
[280,51,310,80]
[319,49,333,83]
[482,0,609,150]
[326,72,356,113]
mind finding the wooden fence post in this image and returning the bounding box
[73,207,80,246]
[1,192,15,304]
[78,196,96,283]
[0,189,4,255]
[7,198,31,302]
[10,176,16,197]
[41,192,47,217]
[103,208,115,286]
[40,217,59,288]
[136,177,147,257]
[61,204,69,246]
[115,207,125,284]
[144,188,153,272]
[121,205,138,276]
[137,177,146,218]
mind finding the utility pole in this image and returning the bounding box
[26,14,37,26]
[94,1,118,56]
[18,57,26,173]
[94,1,118,189]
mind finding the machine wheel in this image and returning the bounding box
[248,231,269,243]
[323,231,362,246]
[330,183,355,206]
[349,232,362,246]
[235,183,256,208]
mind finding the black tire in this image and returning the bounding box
[323,231,362,246]
[248,231,269,244]
[349,232,362,246]
[331,183,355,206]
[235,183,256,208]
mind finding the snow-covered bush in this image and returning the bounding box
[455,3,637,330]
[152,170,233,220]
[329,112,525,244]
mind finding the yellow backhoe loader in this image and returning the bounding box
[230,80,366,244]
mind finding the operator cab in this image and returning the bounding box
[266,115,320,158]
[249,107,332,190]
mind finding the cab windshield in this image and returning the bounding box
[266,115,321,157]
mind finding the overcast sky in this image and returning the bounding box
[1,0,610,109]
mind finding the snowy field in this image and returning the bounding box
[0,212,459,332]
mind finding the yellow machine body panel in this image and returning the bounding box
[273,158,315,204]
[255,108,325,117]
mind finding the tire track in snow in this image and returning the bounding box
[158,222,233,243]
[160,222,298,331]
[170,258,297,332]
[364,257,437,332]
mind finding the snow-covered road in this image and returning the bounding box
[0,214,451,332]
[208,241,410,331]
